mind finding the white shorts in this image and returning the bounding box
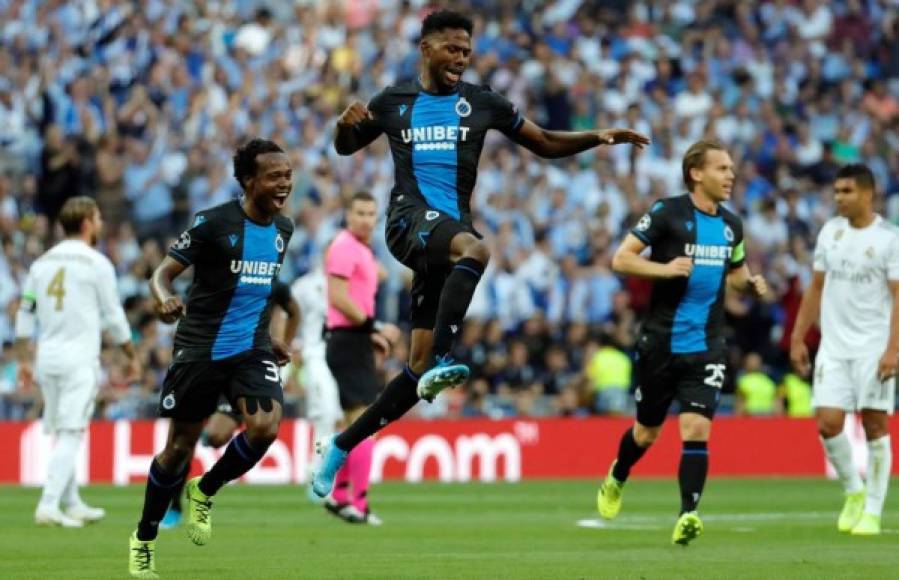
[36,365,100,433]
[303,356,342,425]
[812,352,895,414]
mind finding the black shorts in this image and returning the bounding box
[159,349,284,422]
[386,195,476,329]
[325,328,379,410]
[633,334,726,427]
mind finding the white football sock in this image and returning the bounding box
[865,435,892,516]
[821,432,864,494]
[61,473,82,509]
[38,429,83,511]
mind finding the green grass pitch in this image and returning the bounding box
[1,479,896,579]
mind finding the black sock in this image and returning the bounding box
[611,428,649,483]
[170,478,185,512]
[137,459,187,541]
[678,441,709,513]
[431,258,485,359]
[336,365,420,451]
[198,432,267,496]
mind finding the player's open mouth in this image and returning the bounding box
[444,68,463,84]
[272,192,289,207]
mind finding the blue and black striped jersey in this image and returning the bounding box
[167,200,293,361]
[347,80,524,227]
[631,194,745,354]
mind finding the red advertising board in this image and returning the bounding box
[1,416,896,485]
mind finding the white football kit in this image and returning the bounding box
[291,270,341,427]
[15,239,131,432]
[812,215,899,413]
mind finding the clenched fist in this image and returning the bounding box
[747,274,767,298]
[664,257,693,278]
[156,296,185,324]
[337,101,374,128]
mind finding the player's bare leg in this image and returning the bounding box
[185,398,282,545]
[817,407,865,532]
[161,411,239,530]
[204,412,241,448]
[852,409,891,535]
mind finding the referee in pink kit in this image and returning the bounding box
[323,191,397,525]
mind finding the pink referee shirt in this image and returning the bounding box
[325,229,378,329]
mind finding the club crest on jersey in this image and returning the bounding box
[162,393,176,410]
[455,97,472,117]
[173,231,190,250]
[398,104,408,116]
[723,225,734,242]
[835,229,844,240]
[866,246,875,259]
[275,233,285,253]
[636,214,651,231]
[425,210,440,221]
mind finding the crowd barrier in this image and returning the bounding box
[2,416,896,485]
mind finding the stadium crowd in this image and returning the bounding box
[1,0,898,421]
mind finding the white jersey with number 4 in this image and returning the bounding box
[14,239,131,375]
[291,269,328,361]
[813,215,899,359]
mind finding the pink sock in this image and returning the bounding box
[350,437,375,513]
[331,463,351,504]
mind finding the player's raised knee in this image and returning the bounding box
[243,407,281,448]
[633,424,661,447]
[205,432,232,449]
[463,238,490,265]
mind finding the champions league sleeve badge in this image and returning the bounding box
[455,97,472,117]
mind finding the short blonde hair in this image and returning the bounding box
[58,196,98,235]
[682,140,727,191]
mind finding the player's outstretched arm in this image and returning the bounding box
[612,233,692,280]
[334,101,383,155]
[511,118,649,159]
[150,256,187,324]
[789,270,825,377]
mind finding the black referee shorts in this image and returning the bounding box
[386,195,477,329]
[325,327,380,410]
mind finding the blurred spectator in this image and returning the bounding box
[778,372,814,418]
[584,336,632,416]
[735,352,779,416]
